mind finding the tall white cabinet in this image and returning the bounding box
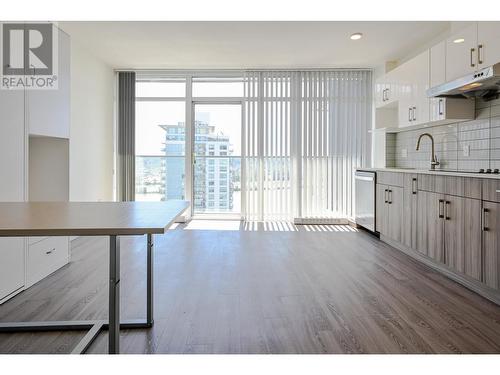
[0,25,71,303]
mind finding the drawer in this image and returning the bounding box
[377,171,404,187]
[417,174,446,193]
[28,236,49,245]
[27,237,69,287]
[417,174,481,199]
[483,179,500,203]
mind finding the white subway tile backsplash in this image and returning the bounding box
[391,98,498,171]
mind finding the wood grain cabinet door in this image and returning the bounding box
[463,198,482,281]
[444,196,465,274]
[444,196,482,280]
[386,186,403,243]
[376,184,388,236]
[403,174,418,250]
[417,190,445,261]
[483,201,500,290]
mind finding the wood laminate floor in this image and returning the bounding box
[1,221,500,354]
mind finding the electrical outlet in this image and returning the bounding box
[401,148,408,158]
[463,145,470,157]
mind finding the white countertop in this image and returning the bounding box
[356,167,500,180]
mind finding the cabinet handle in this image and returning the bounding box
[412,106,417,121]
[470,47,476,67]
[408,107,412,122]
[386,88,390,101]
[46,248,56,255]
[482,207,489,231]
[445,201,451,220]
[388,189,392,204]
[383,89,387,101]
[412,178,417,194]
[438,99,444,116]
[438,199,444,218]
[478,44,483,65]
[384,189,388,203]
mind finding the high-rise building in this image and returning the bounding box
[159,116,234,212]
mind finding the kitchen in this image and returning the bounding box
[355,21,500,307]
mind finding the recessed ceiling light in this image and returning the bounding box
[350,33,363,40]
[453,38,465,44]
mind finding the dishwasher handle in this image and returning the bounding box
[355,175,375,182]
[354,171,375,182]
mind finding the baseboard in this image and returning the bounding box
[380,235,500,306]
[0,286,24,305]
[293,217,349,225]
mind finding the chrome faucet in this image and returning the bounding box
[416,133,440,170]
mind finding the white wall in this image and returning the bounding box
[69,40,114,201]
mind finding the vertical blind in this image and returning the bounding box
[243,70,372,222]
[117,72,136,202]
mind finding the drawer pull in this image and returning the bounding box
[46,248,56,255]
[438,199,444,218]
[445,201,451,220]
[412,178,417,194]
[483,208,489,231]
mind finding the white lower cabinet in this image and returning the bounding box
[0,238,25,302]
[27,237,69,288]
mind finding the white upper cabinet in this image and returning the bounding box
[430,40,446,87]
[28,26,70,139]
[385,69,400,106]
[375,68,400,109]
[477,22,500,68]
[0,69,26,302]
[412,50,430,126]
[0,89,25,201]
[445,24,478,81]
[398,50,430,128]
[375,76,386,108]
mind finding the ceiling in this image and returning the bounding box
[59,21,451,70]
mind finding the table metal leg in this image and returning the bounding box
[0,233,157,354]
[109,235,120,354]
[147,234,154,327]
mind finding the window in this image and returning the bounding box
[135,96,186,202]
[136,80,185,97]
[192,77,243,98]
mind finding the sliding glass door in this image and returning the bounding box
[192,104,242,215]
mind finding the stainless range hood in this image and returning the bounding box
[427,63,500,101]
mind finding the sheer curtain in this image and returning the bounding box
[243,70,372,222]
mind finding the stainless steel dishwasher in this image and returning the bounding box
[354,170,375,232]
